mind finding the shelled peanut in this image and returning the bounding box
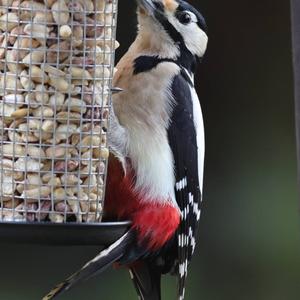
[0,0,118,223]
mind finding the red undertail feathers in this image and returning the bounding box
[105,155,180,251]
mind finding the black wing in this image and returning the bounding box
[167,72,202,299]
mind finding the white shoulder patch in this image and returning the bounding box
[189,80,205,193]
[182,68,205,194]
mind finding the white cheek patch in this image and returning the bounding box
[167,13,208,57]
[182,23,208,57]
[189,11,198,23]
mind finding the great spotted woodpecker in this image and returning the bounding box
[43,0,208,299]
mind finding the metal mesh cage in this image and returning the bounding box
[0,0,118,224]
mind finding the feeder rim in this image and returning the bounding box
[0,221,132,227]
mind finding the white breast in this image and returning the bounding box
[114,62,181,206]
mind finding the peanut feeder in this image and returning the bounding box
[0,0,119,223]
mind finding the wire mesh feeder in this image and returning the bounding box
[0,0,129,245]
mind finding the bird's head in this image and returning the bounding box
[136,0,208,60]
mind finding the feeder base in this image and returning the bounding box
[0,221,131,246]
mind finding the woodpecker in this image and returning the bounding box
[43,0,208,299]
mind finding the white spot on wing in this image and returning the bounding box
[178,234,182,247]
[179,263,185,277]
[184,259,188,274]
[189,193,193,204]
[193,202,201,220]
[184,207,187,219]
[176,177,187,191]
[191,236,196,254]
[197,210,201,221]
[189,227,196,254]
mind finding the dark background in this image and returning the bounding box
[0,0,299,299]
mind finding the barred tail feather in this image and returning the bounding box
[42,230,135,300]
[178,272,187,300]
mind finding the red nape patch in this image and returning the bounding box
[132,203,180,251]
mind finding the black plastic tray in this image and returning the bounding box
[0,221,131,246]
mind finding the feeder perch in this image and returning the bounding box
[0,0,129,246]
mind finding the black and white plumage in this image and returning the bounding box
[168,69,203,299]
[43,1,207,299]
[130,2,207,298]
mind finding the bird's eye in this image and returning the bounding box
[177,12,192,25]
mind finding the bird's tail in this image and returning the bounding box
[129,260,161,300]
[42,230,135,300]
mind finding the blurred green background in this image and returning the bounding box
[1,0,300,299]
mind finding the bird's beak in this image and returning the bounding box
[136,0,156,16]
